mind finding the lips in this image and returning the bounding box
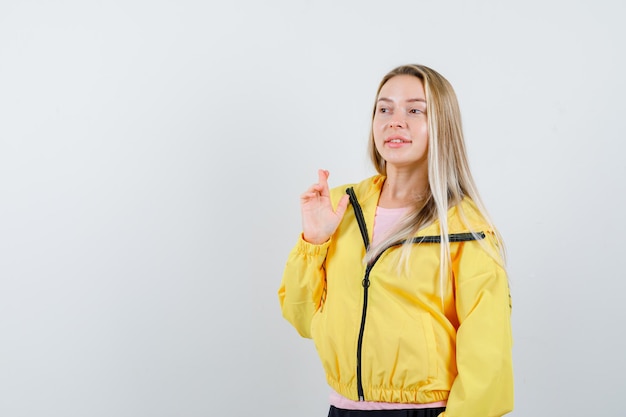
[385,135,411,144]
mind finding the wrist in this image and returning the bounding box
[301,233,329,245]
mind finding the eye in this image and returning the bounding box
[409,108,423,114]
[377,106,390,114]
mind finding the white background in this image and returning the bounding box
[1,1,625,416]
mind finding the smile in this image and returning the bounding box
[385,137,411,144]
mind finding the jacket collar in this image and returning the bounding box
[349,175,492,238]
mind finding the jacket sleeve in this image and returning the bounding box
[278,235,330,338]
[440,233,514,417]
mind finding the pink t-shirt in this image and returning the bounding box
[329,206,446,411]
[371,206,409,247]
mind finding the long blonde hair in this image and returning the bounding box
[365,64,505,295]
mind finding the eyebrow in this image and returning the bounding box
[377,97,426,104]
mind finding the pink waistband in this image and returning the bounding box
[329,390,447,411]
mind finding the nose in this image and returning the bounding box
[388,114,406,128]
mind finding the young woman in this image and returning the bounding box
[278,64,513,417]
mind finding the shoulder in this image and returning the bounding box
[418,196,493,236]
[448,197,494,235]
[450,197,506,266]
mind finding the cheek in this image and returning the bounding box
[372,119,387,138]
[414,121,429,139]
[372,129,385,153]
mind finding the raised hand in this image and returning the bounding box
[300,169,350,245]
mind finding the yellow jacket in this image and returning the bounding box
[279,175,513,417]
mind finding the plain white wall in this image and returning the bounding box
[1,1,624,416]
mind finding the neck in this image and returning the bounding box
[378,167,428,209]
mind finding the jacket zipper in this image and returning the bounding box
[345,187,484,401]
[346,187,372,401]
[346,187,369,250]
[356,265,370,401]
[407,232,485,243]
[355,250,386,401]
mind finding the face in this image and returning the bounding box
[373,75,429,172]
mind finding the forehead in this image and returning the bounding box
[378,75,425,99]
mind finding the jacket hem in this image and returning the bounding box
[327,376,450,405]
